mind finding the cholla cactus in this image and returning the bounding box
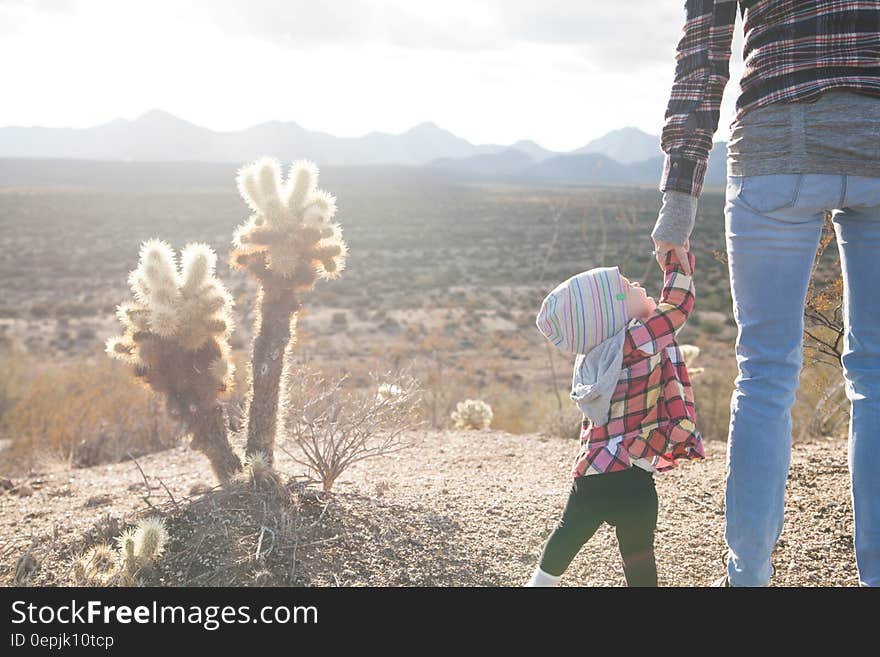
[116,517,169,586]
[232,158,348,464]
[72,543,117,586]
[114,528,137,568]
[134,517,169,561]
[238,450,282,491]
[451,399,493,430]
[233,158,347,282]
[72,518,169,587]
[376,383,403,402]
[105,240,241,481]
[680,344,704,376]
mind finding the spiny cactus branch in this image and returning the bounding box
[232,158,347,465]
[189,402,244,482]
[244,286,301,462]
[106,240,241,481]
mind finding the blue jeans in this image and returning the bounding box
[724,172,880,586]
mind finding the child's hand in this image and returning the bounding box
[653,238,691,275]
[664,244,695,275]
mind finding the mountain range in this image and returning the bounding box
[0,110,728,189]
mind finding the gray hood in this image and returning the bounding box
[570,328,626,427]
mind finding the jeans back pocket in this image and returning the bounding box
[728,173,803,214]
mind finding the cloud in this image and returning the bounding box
[0,0,75,14]
[181,1,689,70]
[178,1,507,50]
[0,1,721,73]
[498,2,686,69]
[0,0,75,36]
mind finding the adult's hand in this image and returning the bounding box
[652,237,691,275]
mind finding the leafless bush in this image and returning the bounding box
[804,212,844,366]
[280,365,424,492]
[542,405,584,441]
[689,357,739,441]
[796,366,849,440]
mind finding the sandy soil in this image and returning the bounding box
[0,429,858,587]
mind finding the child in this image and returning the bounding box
[527,247,704,587]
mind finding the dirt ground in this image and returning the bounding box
[0,429,858,587]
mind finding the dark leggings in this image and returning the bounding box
[538,466,659,586]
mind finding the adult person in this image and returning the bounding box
[650,0,880,586]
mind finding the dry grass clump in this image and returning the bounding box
[2,357,178,471]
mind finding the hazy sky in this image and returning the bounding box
[0,0,745,151]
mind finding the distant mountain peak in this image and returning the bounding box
[135,109,181,122]
[574,125,662,164]
[250,119,305,133]
[403,121,446,135]
[609,126,653,135]
[131,110,203,132]
[0,114,727,187]
[508,139,556,162]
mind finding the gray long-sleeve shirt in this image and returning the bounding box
[652,89,880,246]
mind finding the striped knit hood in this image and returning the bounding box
[536,266,629,355]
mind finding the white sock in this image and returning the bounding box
[525,565,562,587]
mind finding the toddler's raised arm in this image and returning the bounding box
[622,249,696,366]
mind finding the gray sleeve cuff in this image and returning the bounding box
[651,190,698,245]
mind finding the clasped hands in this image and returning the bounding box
[652,237,691,276]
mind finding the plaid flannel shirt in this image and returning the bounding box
[660,0,880,198]
[572,250,705,479]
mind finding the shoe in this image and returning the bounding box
[712,547,731,586]
[711,574,731,587]
[525,565,562,587]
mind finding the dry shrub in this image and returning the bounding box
[0,337,34,421]
[794,363,849,440]
[689,347,848,443]
[456,381,579,438]
[541,405,584,441]
[688,349,739,442]
[3,357,179,471]
[280,365,423,492]
[404,332,474,429]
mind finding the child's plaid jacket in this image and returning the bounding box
[572,249,705,479]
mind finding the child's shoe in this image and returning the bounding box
[524,566,562,587]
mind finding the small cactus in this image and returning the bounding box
[680,344,704,376]
[115,517,169,586]
[376,383,403,402]
[240,450,282,490]
[134,517,169,562]
[451,399,493,430]
[72,543,117,586]
[114,528,137,567]
[232,158,347,465]
[106,240,241,481]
